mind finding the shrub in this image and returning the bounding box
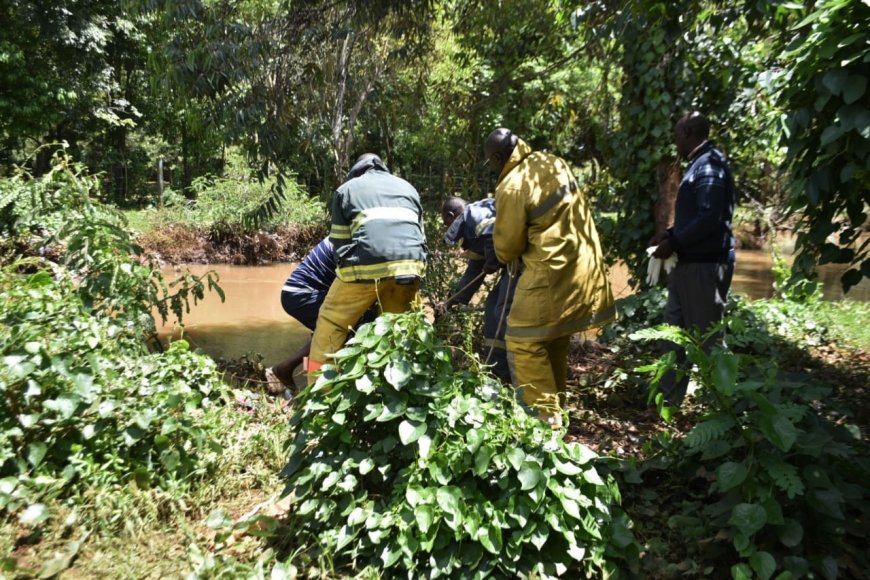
[632,324,870,579]
[0,266,227,524]
[281,311,638,578]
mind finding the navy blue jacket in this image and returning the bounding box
[444,198,499,305]
[668,142,736,263]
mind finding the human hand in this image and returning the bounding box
[652,237,674,259]
[648,231,668,246]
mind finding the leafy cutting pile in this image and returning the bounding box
[281,311,639,578]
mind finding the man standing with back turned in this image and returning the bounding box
[649,112,736,407]
[306,153,427,383]
[484,128,615,427]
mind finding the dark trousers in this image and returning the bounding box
[483,269,518,381]
[659,260,734,405]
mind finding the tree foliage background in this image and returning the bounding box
[1,0,867,289]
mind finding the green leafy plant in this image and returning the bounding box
[632,324,869,579]
[281,311,638,578]
[0,265,227,523]
[0,151,225,332]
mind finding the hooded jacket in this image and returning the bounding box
[329,157,427,282]
[493,139,615,342]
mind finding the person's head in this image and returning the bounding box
[347,153,385,179]
[673,112,710,159]
[483,128,518,176]
[441,196,466,228]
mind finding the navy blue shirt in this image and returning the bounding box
[669,142,736,263]
[284,238,336,293]
[444,198,497,258]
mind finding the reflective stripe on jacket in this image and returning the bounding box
[329,158,427,282]
[493,139,615,342]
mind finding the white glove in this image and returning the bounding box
[646,246,678,286]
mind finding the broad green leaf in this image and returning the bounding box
[406,487,423,507]
[560,497,582,520]
[348,507,367,527]
[436,486,462,516]
[398,420,426,445]
[478,524,503,555]
[518,462,543,491]
[820,556,838,580]
[777,518,804,548]
[415,505,434,534]
[418,434,432,459]
[717,461,748,491]
[506,448,525,471]
[822,69,849,95]
[27,442,48,469]
[711,352,738,395]
[731,563,753,580]
[465,429,483,454]
[359,458,375,475]
[530,526,548,550]
[385,360,412,389]
[759,412,797,452]
[355,375,375,394]
[750,550,776,580]
[567,543,586,561]
[474,445,494,476]
[762,499,784,526]
[44,394,78,420]
[553,457,582,476]
[582,467,605,486]
[843,75,867,104]
[728,503,767,537]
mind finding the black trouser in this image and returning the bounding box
[659,260,734,406]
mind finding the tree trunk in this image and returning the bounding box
[331,31,354,185]
[654,158,680,233]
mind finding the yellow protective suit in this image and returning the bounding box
[493,139,615,417]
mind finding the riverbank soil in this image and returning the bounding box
[137,223,327,265]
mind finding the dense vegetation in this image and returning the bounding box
[1,0,868,578]
[2,0,867,287]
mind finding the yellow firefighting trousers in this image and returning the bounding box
[308,278,420,384]
[506,336,571,419]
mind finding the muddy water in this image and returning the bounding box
[158,251,869,365]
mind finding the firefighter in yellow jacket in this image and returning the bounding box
[484,128,615,426]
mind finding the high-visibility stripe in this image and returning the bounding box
[527,181,578,221]
[336,259,426,282]
[475,217,496,236]
[330,224,352,239]
[465,251,485,261]
[505,303,617,341]
[483,338,506,350]
[350,206,420,234]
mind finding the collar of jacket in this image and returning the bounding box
[347,156,390,179]
[497,138,533,183]
[687,140,713,162]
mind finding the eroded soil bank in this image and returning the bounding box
[137,223,327,265]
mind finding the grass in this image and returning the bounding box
[2,394,291,579]
[816,299,870,349]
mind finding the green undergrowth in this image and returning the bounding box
[279,311,638,578]
[122,151,326,237]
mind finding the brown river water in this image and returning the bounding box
[157,250,869,370]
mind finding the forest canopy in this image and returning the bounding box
[1,0,868,289]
